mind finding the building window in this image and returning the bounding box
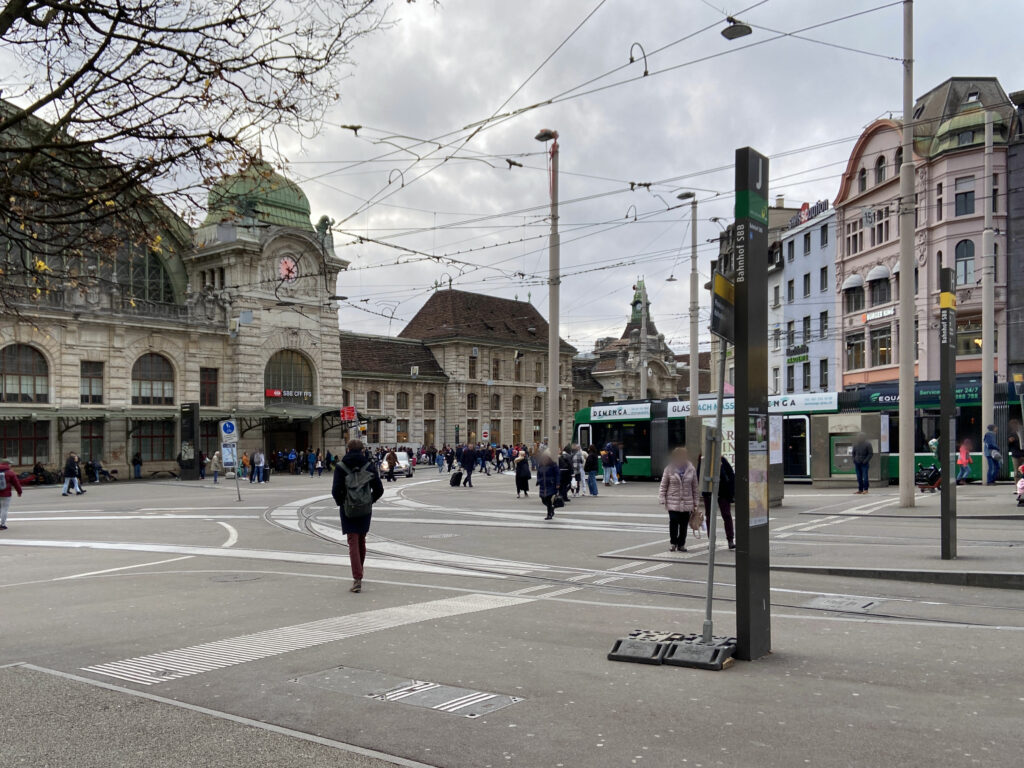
[396,391,410,410]
[513,419,523,445]
[366,390,381,409]
[80,361,104,405]
[803,273,811,297]
[134,419,175,461]
[771,367,780,394]
[366,420,380,444]
[870,206,890,247]
[870,326,892,366]
[787,241,794,262]
[787,280,794,303]
[845,333,865,370]
[958,131,974,146]
[343,389,351,407]
[772,285,780,307]
[491,419,501,445]
[514,356,523,381]
[424,392,436,410]
[467,393,478,410]
[1,419,48,465]
[819,359,829,390]
[467,419,478,442]
[513,394,523,410]
[874,155,886,184]
[785,365,794,392]
[264,350,313,405]
[396,419,409,443]
[845,219,863,255]
[802,316,811,343]
[80,420,104,462]
[533,395,542,411]
[844,287,865,313]
[423,419,436,446]
[820,224,829,247]
[492,358,502,381]
[491,393,501,410]
[802,363,811,391]
[869,279,891,306]
[199,367,218,407]
[936,182,943,222]
[200,420,218,457]
[534,361,543,382]
[468,357,477,379]
[820,266,828,292]
[956,318,994,355]
[820,311,829,339]
[786,321,795,347]
[131,353,174,406]
[773,328,781,350]
[894,146,903,171]
[955,239,975,285]
[955,176,975,216]
[533,419,542,438]
[803,232,811,255]
[857,168,867,193]
[993,173,999,213]
[1,344,49,403]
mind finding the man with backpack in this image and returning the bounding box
[332,439,385,594]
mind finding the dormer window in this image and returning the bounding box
[857,168,867,193]
[966,90,980,103]
[875,156,887,184]
[958,131,975,146]
[913,104,925,120]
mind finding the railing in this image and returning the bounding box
[5,284,223,325]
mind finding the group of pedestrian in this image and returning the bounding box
[658,447,736,552]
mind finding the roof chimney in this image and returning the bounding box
[775,195,785,208]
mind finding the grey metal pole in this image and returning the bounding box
[701,336,728,644]
[897,0,915,507]
[690,197,700,420]
[639,280,648,399]
[547,137,561,451]
[982,110,995,439]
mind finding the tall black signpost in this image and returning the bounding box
[733,148,772,661]
[938,268,957,559]
[179,402,200,481]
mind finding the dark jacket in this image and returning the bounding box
[536,460,559,497]
[64,456,80,479]
[332,450,385,535]
[697,456,736,503]
[584,452,599,473]
[852,440,874,465]
[460,447,477,468]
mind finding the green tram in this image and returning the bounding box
[572,379,1020,482]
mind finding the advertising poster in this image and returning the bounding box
[749,453,769,526]
[221,443,237,468]
[879,413,890,453]
[749,412,768,453]
[701,416,736,466]
[769,415,783,465]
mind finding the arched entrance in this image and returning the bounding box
[263,350,317,456]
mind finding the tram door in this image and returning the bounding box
[577,424,592,450]
[783,415,810,479]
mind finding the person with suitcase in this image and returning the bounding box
[332,439,384,594]
[460,444,477,488]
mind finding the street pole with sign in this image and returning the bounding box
[220,419,241,502]
[938,269,957,559]
[733,147,771,661]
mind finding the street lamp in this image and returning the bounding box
[721,17,752,40]
[677,191,700,436]
[535,128,561,452]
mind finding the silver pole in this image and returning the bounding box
[702,329,729,644]
[547,138,561,451]
[982,110,995,438]
[639,279,648,399]
[897,0,915,507]
[690,197,700,421]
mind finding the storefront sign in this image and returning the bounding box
[860,381,981,409]
[862,307,895,322]
[264,388,312,399]
[265,388,282,398]
[668,391,839,418]
[590,402,652,421]
[786,354,809,364]
[789,199,829,228]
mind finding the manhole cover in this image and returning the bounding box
[210,574,263,582]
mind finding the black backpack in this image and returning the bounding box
[339,461,375,518]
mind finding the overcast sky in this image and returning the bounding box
[274,0,1022,355]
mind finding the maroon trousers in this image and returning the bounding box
[347,533,367,580]
[702,494,735,544]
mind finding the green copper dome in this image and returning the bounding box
[202,161,313,230]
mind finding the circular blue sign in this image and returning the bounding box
[222,421,235,435]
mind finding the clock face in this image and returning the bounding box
[278,256,298,283]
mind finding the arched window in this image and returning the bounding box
[467,393,478,410]
[366,390,381,410]
[533,395,543,411]
[513,394,523,410]
[131,353,174,405]
[857,168,867,193]
[117,250,176,304]
[894,147,903,172]
[424,392,436,410]
[874,155,886,184]
[0,344,49,403]
[264,350,314,405]
[396,391,410,410]
[955,240,975,285]
[490,393,501,410]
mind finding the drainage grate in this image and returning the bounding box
[294,666,522,719]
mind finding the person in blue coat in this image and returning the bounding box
[536,450,560,520]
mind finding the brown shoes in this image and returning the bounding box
[350,580,362,593]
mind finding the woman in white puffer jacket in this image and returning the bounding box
[658,447,699,552]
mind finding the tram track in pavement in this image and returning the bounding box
[271,495,1024,630]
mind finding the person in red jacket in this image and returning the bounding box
[0,457,24,530]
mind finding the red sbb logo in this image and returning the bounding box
[265,388,283,398]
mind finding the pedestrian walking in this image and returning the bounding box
[659,447,699,552]
[852,433,873,494]
[131,451,143,480]
[536,450,560,520]
[584,445,600,496]
[614,442,627,484]
[210,451,223,484]
[956,438,973,485]
[984,424,1001,485]
[0,457,24,530]
[514,450,531,497]
[436,451,445,473]
[332,439,384,594]
[697,453,736,550]
[308,450,317,478]
[1008,420,1024,476]
[384,448,398,483]
[198,452,208,480]
[61,453,85,496]
[461,444,477,487]
[571,444,586,496]
[557,445,573,503]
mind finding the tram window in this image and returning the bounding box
[620,423,650,457]
[668,420,686,448]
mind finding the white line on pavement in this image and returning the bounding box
[52,556,195,581]
[217,522,238,548]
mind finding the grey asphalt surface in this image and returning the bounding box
[1,471,1022,767]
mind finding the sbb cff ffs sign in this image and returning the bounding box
[340,406,357,421]
[265,388,283,398]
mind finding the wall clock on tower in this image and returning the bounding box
[278,256,298,283]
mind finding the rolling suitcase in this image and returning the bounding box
[449,470,463,487]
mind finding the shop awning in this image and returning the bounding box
[841,273,864,290]
[866,264,891,282]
